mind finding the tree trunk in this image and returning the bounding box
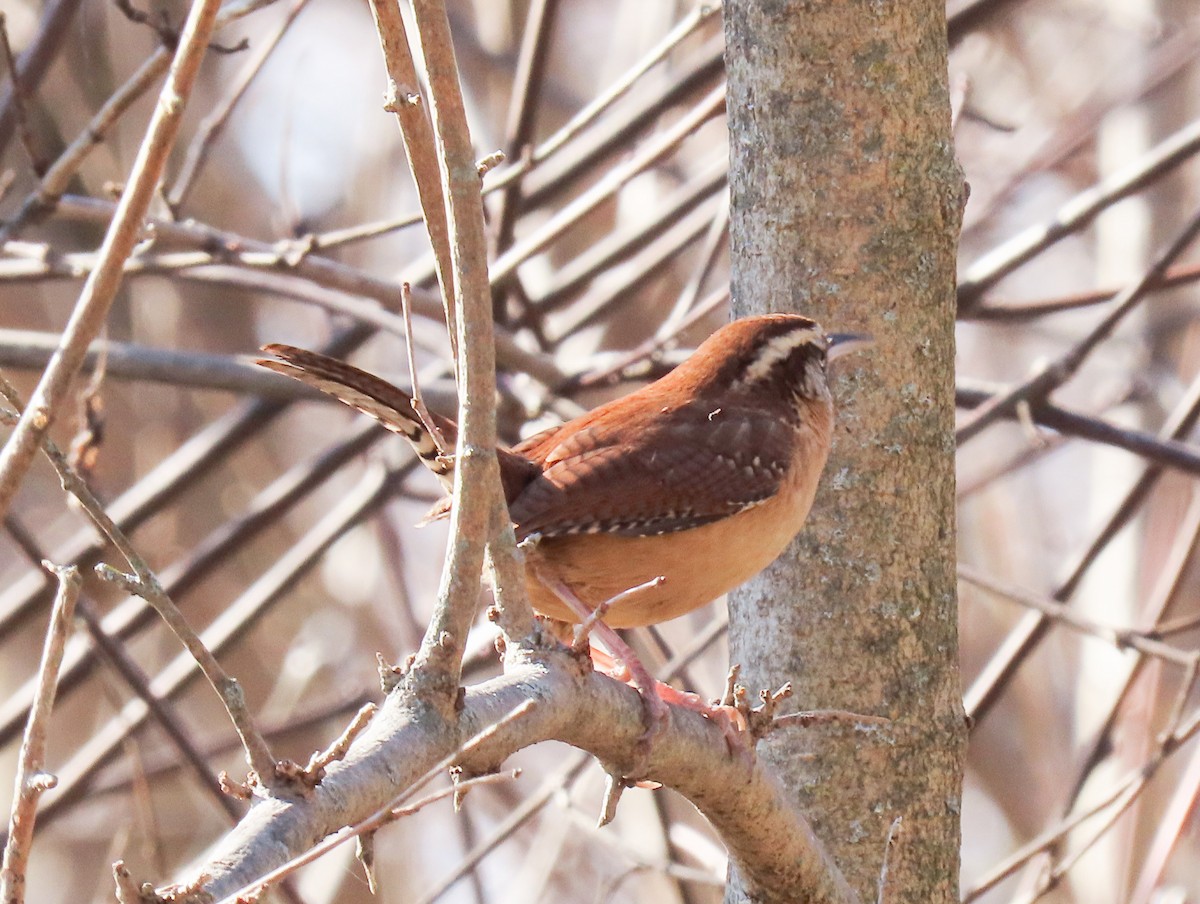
[724,3,966,902]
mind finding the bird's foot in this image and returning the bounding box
[530,568,747,772]
[585,636,670,777]
[589,644,751,768]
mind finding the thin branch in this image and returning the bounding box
[72,595,244,822]
[0,0,85,153]
[0,521,244,825]
[958,22,1200,243]
[489,0,558,264]
[167,0,311,211]
[956,381,1200,476]
[97,567,282,788]
[0,561,79,904]
[0,376,282,791]
[33,461,401,825]
[958,564,1198,668]
[0,0,225,521]
[1128,734,1200,904]
[965,259,1200,322]
[245,769,519,899]
[490,82,726,284]
[0,0,280,238]
[517,38,723,212]
[403,0,537,701]
[401,283,450,456]
[0,367,381,747]
[530,155,727,314]
[480,1,721,195]
[660,187,730,337]
[86,691,369,800]
[1056,490,1200,813]
[0,13,41,173]
[366,0,458,357]
[550,193,727,342]
[956,203,1200,443]
[957,115,1200,310]
[0,329,337,400]
[965,366,1200,725]
[28,195,567,386]
[413,754,592,904]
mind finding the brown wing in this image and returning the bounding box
[508,405,794,540]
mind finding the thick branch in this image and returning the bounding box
[171,661,856,904]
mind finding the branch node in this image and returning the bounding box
[720,663,741,707]
[306,702,378,773]
[356,832,378,894]
[598,768,632,828]
[112,860,162,904]
[217,770,253,801]
[377,651,410,693]
[476,150,505,177]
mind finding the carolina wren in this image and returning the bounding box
[259,314,868,630]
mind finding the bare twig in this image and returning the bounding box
[0,0,225,521]
[957,115,1200,310]
[401,282,450,456]
[0,399,385,750]
[956,381,1200,476]
[0,329,353,400]
[0,0,86,154]
[111,860,145,904]
[489,0,559,266]
[957,203,1200,443]
[0,0,281,238]
[660,187,730,336]
[965,695,1200,901]
[481,0,721,194]
[0,562,79,904]
[33,461,402,825]
[490,82,727,284]
[965,259,1200,321]
[73,595,244,822]
[965,367,1200,725]
[0,374,282,791]
[0,13,41,173]
[24,194,567,386]
[401,0,537,701]
[412,755,592,904]
[531,156,727,314]
[167,0,311,211]
[301,703,378,778]
[958,564,1199,669]
[366,0,458,357]
[99,564,282,789]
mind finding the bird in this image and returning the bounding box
[258,314,870,636]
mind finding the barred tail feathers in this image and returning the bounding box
[258,344,455,487]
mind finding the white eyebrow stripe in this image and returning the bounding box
[737,328,822,385]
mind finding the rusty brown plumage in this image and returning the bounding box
[258,314,866,628]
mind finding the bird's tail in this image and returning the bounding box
[258,344,457,489]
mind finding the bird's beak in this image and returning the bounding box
[826,332,874,362]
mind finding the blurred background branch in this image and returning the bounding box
[0,0,1198,902]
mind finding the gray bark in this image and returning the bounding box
[724,2,967,901]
